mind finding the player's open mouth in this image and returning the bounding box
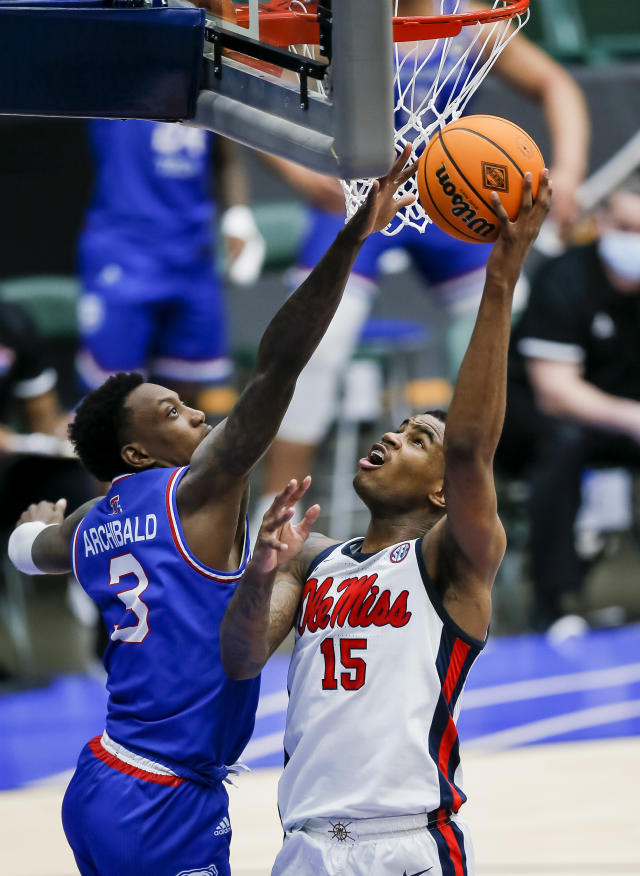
[359,443,386,470]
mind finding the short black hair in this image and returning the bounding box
[69,372,144,482]
[424,408,447,425]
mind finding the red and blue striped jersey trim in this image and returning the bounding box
[428,626,481,815]
[414,539,484,819]
[165,466,250,582]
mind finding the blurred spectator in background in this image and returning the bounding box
[0,297,93,531]
[496,178,640,632]
[253,6,590,530]
[75,119,264,416]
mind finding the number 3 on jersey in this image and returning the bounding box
[320,638,367,690]
[109,552,150,644]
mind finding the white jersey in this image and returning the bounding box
[278,536,485,831]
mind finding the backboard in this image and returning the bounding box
[0,0,395,180]
[194,0,396,179]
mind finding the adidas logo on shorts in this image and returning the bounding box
[214,816,231,836]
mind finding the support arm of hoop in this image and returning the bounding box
[193,89,342,175]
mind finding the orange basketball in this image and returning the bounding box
[417,115,545,243]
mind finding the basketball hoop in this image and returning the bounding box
[230,0,529,48]
[238,0,530,235]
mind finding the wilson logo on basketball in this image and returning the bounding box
[481,161,509,192]
[435,164,496,238]
[298,575,411,635]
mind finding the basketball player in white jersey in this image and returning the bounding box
[221,170,552,875]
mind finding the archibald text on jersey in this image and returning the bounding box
[82,515,158,557]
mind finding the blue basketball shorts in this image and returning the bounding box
[298,207,492,287]
[76,229,231,389]
[62,737,232,876]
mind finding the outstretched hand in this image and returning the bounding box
[486,169,553,286]
[251,477,320,575]
[348,144,417,242]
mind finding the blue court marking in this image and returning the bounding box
[1,625,640,788]
[0,674,106,790]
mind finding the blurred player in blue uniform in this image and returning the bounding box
[76,119,264,410]
[7,150,416,875]
[256,0,589,522]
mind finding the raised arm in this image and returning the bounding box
[425,172,552,637]
[220,479,336,679]
[186,148,416,500]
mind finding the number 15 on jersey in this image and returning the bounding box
[320,638,367,690]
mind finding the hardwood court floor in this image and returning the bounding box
[1,737,638,876]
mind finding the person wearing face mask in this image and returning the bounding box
[496,178,640,632]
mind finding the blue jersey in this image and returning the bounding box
[85,119,216,250]
[72,466,257,786]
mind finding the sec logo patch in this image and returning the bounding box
[390,542,410,563]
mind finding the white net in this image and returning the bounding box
[340,0,530,235]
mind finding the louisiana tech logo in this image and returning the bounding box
[109,495,122,514]
[175,866,218,876]
[390,542,410,563]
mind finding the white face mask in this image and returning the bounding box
[598,229,640,285]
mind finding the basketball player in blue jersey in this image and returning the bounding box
[221,171,552,875]
[76,119,263,408]
[254,0,589,523]
[7,149,416,876]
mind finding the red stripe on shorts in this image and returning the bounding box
[88,736,183,787]
[440,820,466,876]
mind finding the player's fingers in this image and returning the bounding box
[395,194,416,210]
[490,190,510,228]
[264,506,294,531]
[270,480,298,511]
[289,475,312,503]
[397,160,418,186]
[379,145,412,189]
[520,172,533,212]
[390,143,412,175]
[297,503,321,538]
[258,533,288,552]
[55,497,68,514]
